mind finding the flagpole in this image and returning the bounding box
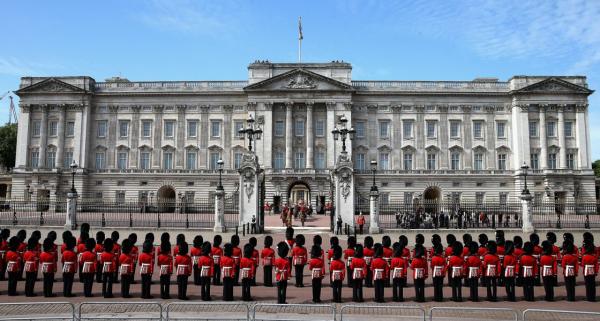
[298,16,302,63]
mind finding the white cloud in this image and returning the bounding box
[0,57,38,76]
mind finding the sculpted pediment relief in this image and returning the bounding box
[513,77,593,95]
[244,68,354,92]
[16,78,88,94]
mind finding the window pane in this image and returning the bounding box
[186,152,196,169]
[403,120,413,138]
[315,120,325,137]
[119,121,129,138]
[450,121,460,137]
[379,121,389,138]
[496,122,505,138]
[316,152,326,169]
[564,121,573,137]
[95,152,105,169]
[140,152,150,169]
[274,151,284,169]
[142,121,152,137]
[354,121,365,138]
[234,152,243,169]
[547,122,555,137]
[529,121,538,137]
[404,153,413,170]
[295,119,305,137]
[379,153,389,170]
[118,152,128,170]
[295,152,305,169]
[355,153,365,170]
[473,121,483,138]
[211,121,220,137]
[426,121,435,138]
[49,121,57,136]
[97,121,107,138]
[274,121,284,137]
[66,122,75,136]
[188,121,198,138]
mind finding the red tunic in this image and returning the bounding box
[198,255,214,277]
[118,253,134,274]
[382,247,393,260]
[410,257,428,279]
[252,249,259,267]
[561,254,579,277]
[157,253,173,274]
[79,251,97,274]
[502,254,518,278]
[174,255,192,276]
[190,247,202,266]
[273,257,290,281]
[39,251,56,273]
[465,255,482,278]
[308,258,325,278]
[513,248,524,258]
[291,246,308,266]
[430,254,446,277]
[478,246,488,259]
[239,257,256,279]
[445,246,454,258]
[539,254,557,277]
[211,246,223,265]
[343,248,355,261]
[390,257,408,278]
[519,254,538,277]
[62,250,77,273]
[330,259,346,281]
[327,248,334,262]
[349,257,367,279]
[100,252,117,273]
[483,254,500,277]
[363,247,375,265]
[23,250,39,272]
[447,255,465,278]
[232,247,242,266]
[5,250,21,271]
[370,257,389,281]
[138,252,154,274]
[261,247,275,266]
[220,256,236,278]
[581,254,599,276]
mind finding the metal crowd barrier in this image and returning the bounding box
[429,307,519,321]
[523,309,600,321]
[164,302,249,321]
[0,302,75,321]
[340,304,426,321]
[252,303,336,321]
[78,302,162,320]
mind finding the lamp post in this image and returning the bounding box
[217,159,224,191]
[370,160,378,192]
[70,160,78,194]
[520,162,530,195]
[238,114,263,153]
[331,114,355,153]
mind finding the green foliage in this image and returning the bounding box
[0,123,17,169]
[593,159,600,177]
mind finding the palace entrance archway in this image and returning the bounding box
[288,181,311,206]
[423,186,441,213]
[157,185,176,213]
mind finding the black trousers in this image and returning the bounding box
[365,267,373,287]
[352,278,363,302]
[200,276,211,300]
[522,276,535,301]
[121,274,132,298]
[43,272,55,297]
[102,272,114,297]
[294,265,304,287]
[233,266,240,286]
[177,275,189,299]
[373,279,385,302]
[223,277,234,301]
[468,277,479,301]
[332,280,343,303]
[82,273,94,297]
[277,280,287,304]
[141,274,152,298]
[213,264,221,285]
[241,278,252,301]
[63,273,75,297]
[0,262,6,281]
[312,278,322,302]
[95,267,102,283]
[160,274,171,298]
[565,276,576,301]
[485,277,497,301]
[450,276,462,301]
[584,275,596,302]
[504,277,516,301]
[193,265,200,285]
[542,276,554,301]
[25,271,37,296]
[433,276,444,302]
[392,277,404,301]
[414,278,425,302]
[346,266,353,288]
[264,266,273,286]
[7,271,18,295]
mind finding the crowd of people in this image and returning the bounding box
[0,224,598,303]
[393,210,521,229]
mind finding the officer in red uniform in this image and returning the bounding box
[530,234,542,286]
[220,243,236,301]
[502,240,518,302]
[198,242,214,301]
[370,244,388,303]
[292,234,307,287]
[231,235,242,286]
[308,245,324,303]
[138,241,155,299]
[483,241,500,301]
[38,238,56,297]
[61,236,77,297]
[363,236,375,288]
[390,243,408,302]
[350,244,366,302]
[465,241,482,302]
[330,245,345,303]
[447,241,465,302]
[5,236,21,296]
[157,242,173,299]
[261,236,275,287]
[191,235,203,286]
[561,241,578,301]
[520,242,537,301]
[411,244,428,302]
[100,238,116,298]
[94,231,105,284]
[274,242,291,304]
[430,244,446,302]
[211,235,223,285]
[539,241,557,301]
[127,233,138,285]
[581,242,598,302]
[110,231,121,284]
[381,236,393,287]
[344,236,357,288]
[80,238,97,297]
[249,237,260,286]
[118,239,134,298]
[0,229,10,281]
[240,244,256,301]
[23,238,39,297]
[175,242,192,300]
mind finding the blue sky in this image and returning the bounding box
[1,0,599,157]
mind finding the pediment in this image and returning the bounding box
[15,78,88,95]
[244,68,354,92]
[513,77,593,95]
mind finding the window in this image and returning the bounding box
[564,121,573,137]
[404,192,414,205]
[403,153,413,170]
[97,120,107,138]
[379,121,390,138]
[119,120,129,138]
[295,119,305,137]
[32,121,41,137]
[450,121,460,138]
[427,153,436,170]
[451,152,460,170]
[355,121,365,138]
[379,193,389,206]
[273,151,285,169]
[115,191,126,205]
[497,153,507,170]
[209,152,220,170]
[474,153,484,170]
[66,121,75,137]
[46,150,56,168]
[315,119,325,137]
[163,152,173,169]
[499,192,508,205]
[426,120,436,138]
[476,192,485,206]
[403,120,413,138]
[187,120,198,138]
[164,120,175,138]
[117,152,128,170]
[567,153,575,169]
[528,121,538,137]
[95,152,105,169]
[63,150,73,168]
[274,121,285,137]
[379,153,390,170]
[142,120,152,138]
[315,151,326,169]
[295,152,305,169]
[496,122,506,138]
[473,121,483,139]
[49,121,58,136]
[30,149,39,168]
[210,121,221,138]
[547,121,556,137]
[534,192,543,206]
[530,153,539,170]
[231,120,243,138]
[234,152,243,169]
[140,152,150,170]
[548,153,557,169]
[186,151,197,169]
[355,153,365,170]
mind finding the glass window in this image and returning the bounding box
[451,152,460,170]
[315,119,325,137]
[32,121,41,137]
[234,120,244,138]
[473,121,483,139]
[140,152,150,169]
[474,153,484,170]
[354,153,365,170]
[46,151,56,168]
[142,120,152,138]
[63,150,73,168]
[209,152,220,170]
[295,119,305,137]
[476,192,485,206]
[95,152,105,169]
[529,121,538,137]
[186,151,196,169]
[115,191,126,205]
[450,121,460,138]
[497,153,507,170]
[547,121,555,137]
[427,153,436,170]
[379,153,390,170]
[295,152,305,169]
[234,152,243,169]
[273,151,285,169]
[403,153,413,170]
[164,120,175,138]
[496,122,506,138]
[117,152,128,170]
[354,121,365,138]
[119,120,129,138]
[97,120,107,138]
[379,121,390,138]
[187,120,198,138]
[210,121,220,138]
[66,121,75,137]
[564,121,573,137]
[30,149,39,168]
[530,153,539,170]
[499,192,508,206]
[274,121,285,137]
[403,120,413,138]
[567,153,575,169]
[404,192,413,205]
[315,151,326,169]
[426,120,436,138]
[49,121,58,136]
[163,152,173,169]
[548,153,557,169]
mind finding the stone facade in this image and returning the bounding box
[11,61,595,212]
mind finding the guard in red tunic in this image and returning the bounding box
[390,243,408,302]
[344,236,357,288]
[308,245,324,303]
[23,238,39,297]
[274,242,291,304]
[100,238,116,298]
[520,242,537,301]
[330,245,345,303]
[94,231,105,284]
[191,235,203,286]
[231,235,242,286]
[483,241,500,301]
[110,231,121,284]
[0,229,10,281]
[39,238,56,297]
[198,242,214,301]
[119,239,134,298]
[465,241,482,302]
[540,241,557,301]
[530,234,542,286]
[350,244,367,302]
[292,234,308,287]
[5,236,21,296]
[561,241,578,301]
[430,244,446,302]
[381,236,393,287]
[370,244,388,303]
[220,243,235,301]
[138,241,155,299]
[175,242,192,300]
[447,241,465,302]
[127,233,138,285]
[581,242,598,302]
[157,242,173,299]
[502,240,518,302]
[61,236,77,297]
[240,244,256,301]
[411,244,428,302]
[249,237,260,286]
[79,238,97,297]
[363,236,375,288]
[261,236,275,287]
[211,235,223,285]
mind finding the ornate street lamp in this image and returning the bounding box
[70,160,78,194]
[370,160,378,192]
[238,114,263,152]
[331,114,355,153]
[520,162,530,195]
[217,159,224,191]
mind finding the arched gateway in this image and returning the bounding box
[157,185,176,213]
[423,186,441,213]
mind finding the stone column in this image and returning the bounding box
[326,102,336,168]
[72,105,84,167]
[462,106,473,169]
[176,105,186,169]
[285,102,293,169]
[223,105,233,169]
[130,106,141,168]
[306,102,314,169]
[214,189,226,232]
[557,106,567,169]
[369,190,380,234]
[65,191,78,230]
[56,106,66,168]
[521,192,534,233]
[15,104,31,168]
[238,154,259,226]
[152,106,164,168]
[199,106,210,168]
[40,105,48,167]
[108,105,118,168]
[334,155,354,229]
[261,102,273,168]
[415,106,425,169]
[575,104,590,168]
[539,107,547,169]
[439,106,449,169]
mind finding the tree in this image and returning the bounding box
[0,123,17,170]
[593,159,600,177]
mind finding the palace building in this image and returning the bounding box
[11,61,595,213]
